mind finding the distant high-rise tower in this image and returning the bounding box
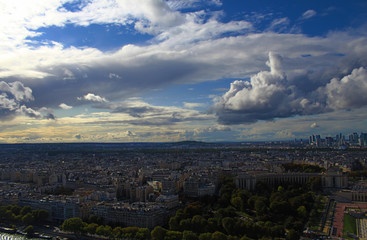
[326,137,334,147]
[316,135,321,147]
[360,133,367,146]
[349,132,359,145]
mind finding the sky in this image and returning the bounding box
[1,0,367,143]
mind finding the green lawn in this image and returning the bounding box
[343,214,357,237]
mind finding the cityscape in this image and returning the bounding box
[1,0,367,239]
[0,136,367,239]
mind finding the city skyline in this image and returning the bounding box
[1,0,367,143]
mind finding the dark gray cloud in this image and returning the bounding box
[74,134,82,140]
[0,81,39,120]
[85,100,213,126]
[25,58,203,108]
[214,52,367,125]
[0,81,55,120]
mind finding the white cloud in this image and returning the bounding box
[109,73,121,79]
[193,125,231,135]
[0,81,34,102]
[183,102,204,108]
[59,103,73,109]
[0,0,186,51]
[167,0,222,10]
[78,93,108,103]
[214,52,293,123]
[310,122,318,128]
[0,81,48,120]
[301,10,317,20]
[17,105,42,119]
[325,67,367,109]
[267,17,290,32]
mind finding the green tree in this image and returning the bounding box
[230,197,242,211]
[222,217,235,235]
[220,177,236,196]
[183,230,198,240]
[88,214,103,225]
[151,226,168,240]
[32,209,49,221]
[136,228,150,240]
[269,200,289,215]
[240,235,254,240]
[24,225,34,236]
[169,216,180,231]
[112,227,122,238]
[270,225,285,237]
[211,231,227,240]
[122,226,140,235]
[255,197,268,217]
[199,233,212,240]
[84,223,98,235]
[232,189,251,211]
[4,209,15,221]
[227,236,239,240]
[14,214,22,223]
[10,205,21,215]
[22,212,35,225]
[20,206,32,216]
[165,231,183,240]
[180,219,192,231]
[297,206,308,220]
[96,225,112,237]
[61,217,85,234]
[205,218,218,233]
[286,229,299,240]
[184,203,202,217]
[219,177,236,207]
[191,215,207,233]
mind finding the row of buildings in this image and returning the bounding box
[236,166,348,191]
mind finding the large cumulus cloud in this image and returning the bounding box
[214,52,367,124]
[0,81,53,120]
[325,67,367,109]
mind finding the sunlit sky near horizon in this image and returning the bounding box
[1,0,367,143]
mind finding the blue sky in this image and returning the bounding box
[1,0,367,143]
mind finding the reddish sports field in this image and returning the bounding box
[332,203,367,237]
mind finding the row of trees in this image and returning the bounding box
[61,217,260,240]
[0,205,49,237]
[0,205,49,225]
[61,217,150,239]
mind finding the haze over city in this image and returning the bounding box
[1,0,367,143]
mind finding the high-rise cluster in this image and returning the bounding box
[309,132,367,147]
